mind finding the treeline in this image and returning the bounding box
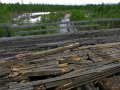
[0,3,82,12]
[0,3,11,22]
[86,4,120,18]
[0,3,81,22]
[0,3,120,22]
[70,4,120,21]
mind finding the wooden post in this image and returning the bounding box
[4,25,11,37]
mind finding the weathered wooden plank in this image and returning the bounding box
[8,62,120,89]
[0,48,118,87]
[0,28,120,44]
[0,28,120,52]
[9,85,34,90]
[93,18,120,22]
[0,34,119,53]
[15,24,100,35]
[24,68,72,77]
[0,28,119,47]
[0,66,11,78]
[1,43,119,86]
[0,18,120,28]
[15,28,59,35]
[14,43,80,61]
[75,24,99,28]
[10,21,71,28]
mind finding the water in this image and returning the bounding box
[14,12,50,23]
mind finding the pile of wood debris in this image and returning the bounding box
[0,42,120,90]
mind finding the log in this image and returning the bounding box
[15,43,80,61]
[0,43,80,66]
[24,68,73,77]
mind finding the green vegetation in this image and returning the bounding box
[48,12,64,22]
[0,2,120,37]
[70,4,120,21]
[41,12,64,23]
[0,3,11,22]
[0,3,120,22]
[70,10,86,21]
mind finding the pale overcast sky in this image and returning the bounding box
[1,0,120,5]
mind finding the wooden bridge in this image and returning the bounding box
[0,18,120,90]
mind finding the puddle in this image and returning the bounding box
[14,12,50,23]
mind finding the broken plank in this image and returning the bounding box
[8,62,120,89]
